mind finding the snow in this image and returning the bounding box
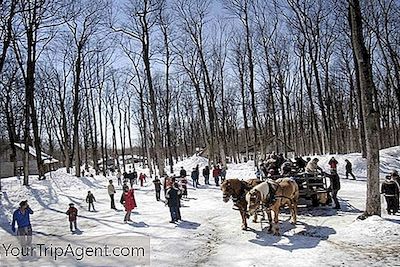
[1,147,400,266]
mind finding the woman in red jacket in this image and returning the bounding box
[120,187,137,223]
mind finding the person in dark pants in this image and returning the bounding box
[345,159,356,180]
[191,168,198,188]
[181,177,188,198]
[390,170,400,211]
[220,166,227,182]
[11,200,34,246]
[108,180,117,210]
[129,171,135,188]
[381,175,399,215]
[133,170,138,185]
[203,166,210,185]
[153,176,162,201]
[327,172,341,209]
[165,182,182,223]
[213,165,221,186]
[117,170,122,186]
[66,203,78,232]
[86,191,96,211]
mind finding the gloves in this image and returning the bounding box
[11,225,16,233]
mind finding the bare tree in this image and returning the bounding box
[349,0,381,217]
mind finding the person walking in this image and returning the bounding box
[120,187,137,223]
[381,175,399,215]
[191,168,199,188]
[139,173,146,187]
[390,170,400,211]
[345,159,356,180]
[108,180,117,210]
[203,166,210,185]
[129,171,135,188]
[116,170,122,186]
[165,182,182,223]
[66,203,78,232]
[11,200,34,246]
[86,191,96,212]
[153,176,162,201]
[181,177,188,198]
[220,166,227,182]
[213,165,221,186]
[327,172,341,209]
[133,170,138,185]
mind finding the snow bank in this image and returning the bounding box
[307,146,400,180]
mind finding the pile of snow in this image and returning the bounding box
[302,146,400,180]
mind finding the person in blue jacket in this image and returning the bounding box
[11,200,34,245]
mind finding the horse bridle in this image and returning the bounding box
[223,181,245,202]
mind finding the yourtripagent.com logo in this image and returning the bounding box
[0,235,150,266]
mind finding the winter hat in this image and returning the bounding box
[69,203,75,206]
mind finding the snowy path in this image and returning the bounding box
[1,148,400,267]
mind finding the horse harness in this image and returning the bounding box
[232,181,248,204]
[260,181,293,209]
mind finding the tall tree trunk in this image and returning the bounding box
[73,47,82,177]
[349,0,381,217]
[141,10,165,176]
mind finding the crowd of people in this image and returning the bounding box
[9,157,400,241]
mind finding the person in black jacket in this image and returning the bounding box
[327,172,341,209]
[295,156,307,172]
[381,175,400,215]
[180,167,187,178]
[345,159,356,180]
[390,170,400,212]
[153,177,162,201]
[203,166,210,185]
[165,182,182,223]
[86,191,96,211]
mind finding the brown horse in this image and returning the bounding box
[246,178,299,235]
[221,178,262,230]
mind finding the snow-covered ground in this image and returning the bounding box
[1,147,400,266]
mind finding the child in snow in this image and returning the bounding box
[181,177,188,198]
[381,175,399,215]
[66,203,78,232]
[86,191,96,211]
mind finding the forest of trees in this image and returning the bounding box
[0,0,398,188]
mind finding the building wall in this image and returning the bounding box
[0,160,39,178]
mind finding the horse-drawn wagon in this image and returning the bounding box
[263,172,331,207]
